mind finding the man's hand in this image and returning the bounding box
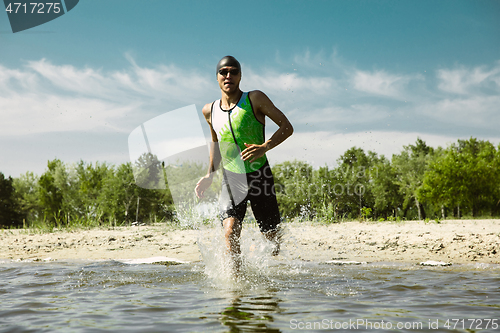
[241,143,268,162]
[195,175,213,199]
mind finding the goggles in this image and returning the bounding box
[218,68,240,77]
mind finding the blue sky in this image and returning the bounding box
[1,0,500,177]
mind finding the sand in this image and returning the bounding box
[1,219,499,264]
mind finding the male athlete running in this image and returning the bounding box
[195,56,293,271]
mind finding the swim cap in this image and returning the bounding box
[216,56,241,75]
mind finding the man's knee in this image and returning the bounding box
[223,217,241,238]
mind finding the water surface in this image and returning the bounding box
[1,259,499,332]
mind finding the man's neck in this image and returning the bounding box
[221,89,243,109]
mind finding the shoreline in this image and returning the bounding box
[1,219,499,265]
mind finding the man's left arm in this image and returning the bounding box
[241,90,294,162]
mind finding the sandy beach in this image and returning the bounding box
[1,219,499,264]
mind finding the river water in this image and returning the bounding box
[1,254,499,333]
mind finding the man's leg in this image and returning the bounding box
[251,199,282,256]
[222,217,241,273]
[223,216,242,255]
[263,226,282,256]
[223,216,242,272]
[249,162,282,256]
[219,167,248,273]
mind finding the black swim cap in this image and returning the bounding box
[216,56,241,75]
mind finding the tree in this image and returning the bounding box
[38,160,64,224]
[454,138,499,216]
[311,165,337,221]
[0,172,23,228]
[369,156,402,219]
[334,147,377,219]
[100,162,174,225]
[392,138,433,220]
[272,149,381,221]
[273,160,314,219]
[13,171,41,226]
[495,143,500,216]
[133,152,165,190]
[75,160,112,223]
[419,138,498,218]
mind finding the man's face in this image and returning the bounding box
[217,66,241,94]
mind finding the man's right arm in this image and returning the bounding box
[195,103,220,199]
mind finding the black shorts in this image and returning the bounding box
[219,161,281,233]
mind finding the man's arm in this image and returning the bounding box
[195,103,221,199]
[241,90,294,162]
[204,102,221,178]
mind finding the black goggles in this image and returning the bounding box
[218,68,240,76]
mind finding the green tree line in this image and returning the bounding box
[1,137,499,228]
[273,137,500,221]
[1,157,174,229]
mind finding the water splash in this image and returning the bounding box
[174,200,219,229]
[197,222,286,290]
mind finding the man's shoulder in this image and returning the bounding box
[202,102,215,120]
[248,90,272,108]
[248,90,266,100]
[202,102,215,113]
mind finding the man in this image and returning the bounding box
[195,55,293,271]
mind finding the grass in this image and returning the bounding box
[9,215,183,235]
[4,211,500,235]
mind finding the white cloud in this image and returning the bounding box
[352,70,422,99]
[27,59,112,97]
[0,59,217,137]
[288,104,391,126]
[2,54,500,178]
[411,62,500,128]
[437,62,500,95]
[0,93,135,135]
[423,95,500,128]
[267,131,500,168]
[242,68,338,97]
[2,57,499,138]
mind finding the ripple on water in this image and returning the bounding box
[0,257,499,332]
